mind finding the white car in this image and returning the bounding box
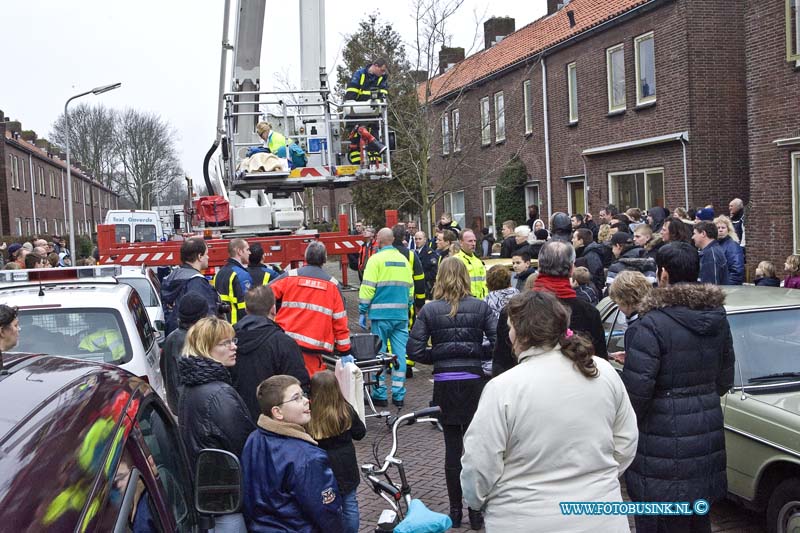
[0,266,166,399]
[116,265,165,335]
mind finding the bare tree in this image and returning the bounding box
[114,109,183,209]
[50,102,118,188]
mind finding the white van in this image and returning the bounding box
[104,210,165,243]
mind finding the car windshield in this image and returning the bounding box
[135,224,157,242]
[12,309,131,365]
[728,308,800,389]
[118,277,157,307]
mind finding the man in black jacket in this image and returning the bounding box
[232,285,310,421]
[161,292,209,413]
[572,228,606,295]
[621,241,735,533]
[493,240,608,376]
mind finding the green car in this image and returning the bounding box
[598,285,800,533]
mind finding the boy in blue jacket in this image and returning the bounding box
[242,375,343,532]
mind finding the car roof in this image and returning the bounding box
[0,354,149,530]
[721,286,800,313]
[0,282,134,309]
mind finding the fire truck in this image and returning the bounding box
[98,0,395,281]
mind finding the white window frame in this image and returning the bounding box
[567,62,578,123]
[494,91,506,142]
[482,186,497,237]
[523,80,533,135]
[525,184,540,216]
[50,171,56,197]
[15,218,22,236]
[787,0,800,63]
[566,177,587,214]
[21,161,26,192]
[42,218,48,233]
[607,167,665,211]
[634,31,657,106]
[322,205,329,222]
[451,108,461,152]
[792,151,800,253]
[39,167,45,196]
[443,190,466,229]
[480,97,491,146]
[25,219,31,236]
[606,43,626,113]
[441,112,451,155]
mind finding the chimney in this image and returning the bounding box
[547,0,571,16]
[438,47,465,75]
[0,110,4,122]
[484,17,515,50]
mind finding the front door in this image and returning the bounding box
[568,180,586,214]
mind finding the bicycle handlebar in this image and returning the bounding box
[410,406,441,421]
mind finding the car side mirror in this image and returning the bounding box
[194,449,242,515]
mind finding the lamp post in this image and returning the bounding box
[65,82,121,258]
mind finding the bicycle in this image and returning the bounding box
[361,406,452,532]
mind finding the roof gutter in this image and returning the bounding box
[581,131,689,156]
[430,0,670,104]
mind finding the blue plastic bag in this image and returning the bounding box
[394,499,452,533]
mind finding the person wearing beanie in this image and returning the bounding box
[8,243,27,269]
[162,292,210,413]
[696,207,715,222]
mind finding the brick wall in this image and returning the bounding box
[744,0,800,272]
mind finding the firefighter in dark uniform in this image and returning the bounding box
[414,230,439,300]
[247,243,279,286]
[213,238,253,324]
[345,59,389,165]
[392,225,426,378]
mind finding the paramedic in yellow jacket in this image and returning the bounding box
[358,228,413,407]
[454,230,487,299]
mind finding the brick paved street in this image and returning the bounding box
[334,264,766,532]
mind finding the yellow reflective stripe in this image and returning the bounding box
[229,271,240,323]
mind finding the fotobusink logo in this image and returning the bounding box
[559,499,710,516]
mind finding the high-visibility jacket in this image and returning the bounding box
[270,265,351,354]
[358,238,378,272]
[359,246,413,321]
[247,264,279,287]
[214,258,253,324]
[455,250,487,299]
[345,66,388,102]
[396,244,426,312]
[79,328,126,362]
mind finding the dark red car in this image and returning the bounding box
[0,353,242,532]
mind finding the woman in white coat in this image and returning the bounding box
[461,290,638,532]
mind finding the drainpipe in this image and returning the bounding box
[581,155,589,213]
[28,154,38,234]
[542,58,553,220]
[679,133,689,209]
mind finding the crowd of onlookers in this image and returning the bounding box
[0,236,78,269]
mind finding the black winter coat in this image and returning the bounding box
[178,356,256,468]
[232,314,311,421]
[622,283,735,503]
[493,295,608,376]
[575,242,607,295]
[315,404,367,494]
[407,297,497,374]
[162,327,187,413]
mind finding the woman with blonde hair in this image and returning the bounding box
[461,291,637,532]
[179,317,254,532]
[714,215,744,284]
[407,257,497,529]
[597,223,612,244]
[785,254,800,288]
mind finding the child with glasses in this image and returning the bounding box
[242,375,343,532]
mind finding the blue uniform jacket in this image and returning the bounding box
[698,241,730,285]
[242,427,343,532]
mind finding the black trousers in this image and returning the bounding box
[634,512,712,533]
[443,423,469,509]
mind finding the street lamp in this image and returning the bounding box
[64,82,121,258]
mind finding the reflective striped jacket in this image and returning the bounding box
[359,246,413,321]
[455,250,488,299]
[270,265,351,354]
[214,258,253,324]
[345,66,388,101]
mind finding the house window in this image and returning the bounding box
[31,167,36,194]
[452,108,461,152]
[567,62,578,123]
[10,155,20,189]
[49,171,56,197]
[607,44,626,113]
[21,163,26,192]
[483,187,496,237]
[608,168,665,211]
[792,152,800,252]
[443,190,466,229]
[635,32,656,105]
[525,184,540,219]
[38,167,45,196]
[15,218,22,236]
[25,219,31,235]
[480,97,491,146]
[494,91,505,142]
[523,80,533,135]
[42,219,48,233]
[53,219,58,235]
[787,0,800,63]
[441,113,451,155]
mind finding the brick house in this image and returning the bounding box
[0,111,118,238]
[424,0,751,238]
[744,0,800,268]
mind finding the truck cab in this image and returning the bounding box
[105,210,165,243]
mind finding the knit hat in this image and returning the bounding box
[7,243,22,257]
[696,207,715,221]
[22,242,33,252]
[611,232,634,246]
[178,292,210,325]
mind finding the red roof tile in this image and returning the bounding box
[420,0,651,102]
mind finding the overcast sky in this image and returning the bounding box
[2,0,546,184]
